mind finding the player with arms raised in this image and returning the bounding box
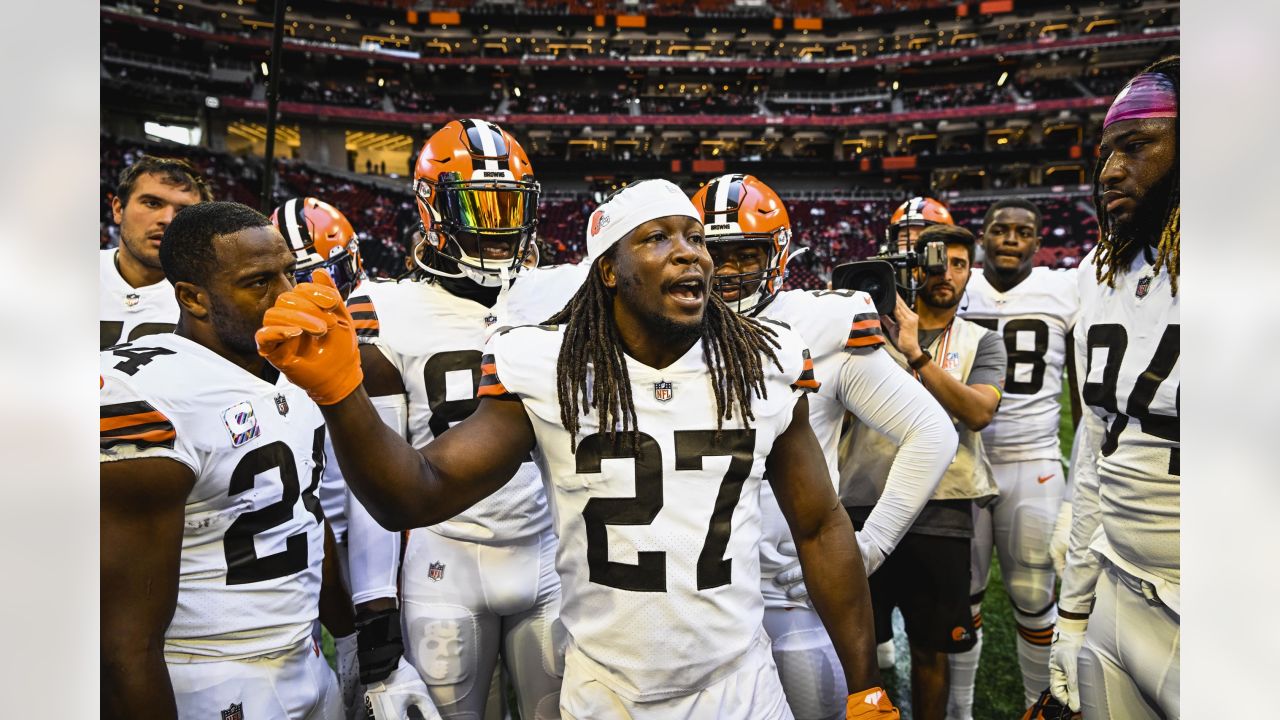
[692,174,954,719]
[948,198,1081,718]
[345,120,563,719]
[1049,56,1181,719]
[257,180,899,719]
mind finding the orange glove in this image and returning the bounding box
[847,687,899,719]
[256,269,363,405]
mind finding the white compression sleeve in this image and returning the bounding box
[1058,413,1104,616]
[346,393,409,606]
[839,346,956,573]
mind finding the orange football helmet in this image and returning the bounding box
[412,119,539,283]
[884,196,954,253]
[691,173,793,313]
[270,197,363,299]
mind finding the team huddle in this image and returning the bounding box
[100,57,1180,720]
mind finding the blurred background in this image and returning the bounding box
[100,0,1178,289]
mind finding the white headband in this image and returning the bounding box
[585,179,702,262]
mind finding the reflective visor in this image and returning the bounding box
[436,183,536,234]
[294,250,360,297]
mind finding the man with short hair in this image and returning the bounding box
[100,155,211,349]
[945,198,1081,718]
[100,202,343,719]
[1050,56,1181,720]
[257,179,900,719]
[840,224,1006,720]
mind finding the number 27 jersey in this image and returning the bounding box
[480,322,816,701]
[100,333,326,661]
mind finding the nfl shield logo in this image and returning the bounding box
[274,393,289,416]
[221,703,243,720]
[124,293,140,308]
[654,381,673,402]
[1135,276,1152,298]
[428,562,446,582]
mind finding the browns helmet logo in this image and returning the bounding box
[590,209,609,237]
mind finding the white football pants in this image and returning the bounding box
[168,637,341,720]
[402,527,564,720]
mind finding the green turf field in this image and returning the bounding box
[325,389,1080,719]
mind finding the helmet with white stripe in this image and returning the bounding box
[884,196,954,254]
[269,197,363,299]
[412,119,540,285]
[691,173,792,313]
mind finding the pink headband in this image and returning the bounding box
[1104,72,1177,128]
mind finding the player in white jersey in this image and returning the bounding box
[100,155,210,349]
[269,198,438,720]
[346,120,563,720]
[691,174,954,720]
[257,180,901,719]
[101,202,341,719]
[948,198,1081,717]
[1050,56,1180,719]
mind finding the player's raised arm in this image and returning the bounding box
[256,270,535,531]
[765,396,894,716]
[101,456,193,719]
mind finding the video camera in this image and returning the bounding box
[831,239,947,315]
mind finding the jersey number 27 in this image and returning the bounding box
[576,429,756,593]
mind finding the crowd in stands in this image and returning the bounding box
[102,136,1094,289]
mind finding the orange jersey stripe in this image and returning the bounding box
[477,382,509,397]
[846,334,885,348]
[109,427,177,444]
[850,318,881,332]
[481,363,497,376]
[793,377,820,389]
[352,320,380,329]
[346,302,375,314]
[802,357,814,372]
[100,410,169,433]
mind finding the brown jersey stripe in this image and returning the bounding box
[101,400,162,419]
[477,382,513,398]
[101,427,177,450]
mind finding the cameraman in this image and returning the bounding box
[838,223,1006,720]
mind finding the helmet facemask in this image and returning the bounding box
[707,228,790,314]
[414,170,540,284]
[294,241,362,299]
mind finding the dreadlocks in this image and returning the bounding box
[545,254,784,452]
[1092,55,1180,295]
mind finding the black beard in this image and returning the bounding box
[1110,173,1175,252]
[921,285,962,310]
[617,271,704,345]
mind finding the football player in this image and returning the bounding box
[269,197,436,720]
[1050,56,1180,719]
[882,196,954,255]
[338,120,563,720]
[257,179,900,719]
[947,198,1081,717]
[101,155,211,349]
[692,174,955,719]
[101,202,341,719]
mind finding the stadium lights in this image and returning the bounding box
[892,80,899,91]
[260,62,269,76]
[997,71,1008,87]
[514,87,522,97]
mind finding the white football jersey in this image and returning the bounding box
[355,279,551,543]
[1074,250,1179,586]
[481,321,815,701]
[754,289,885,605]
[99,333,325,662]
[961,267,1079,463]
[502,262,590,329]
[100,248,178,350]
